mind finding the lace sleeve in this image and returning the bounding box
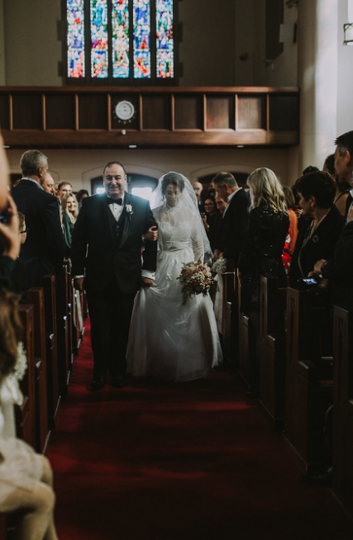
[191,215,204,261]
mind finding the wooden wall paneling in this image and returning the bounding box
[266,0,284,61]
[12,94,42,130]
[238,96,266,130]
[0,94,10,130]
[78,94,108,130]
[75,94,79,130]
[269,95,299,132]
[107,93,111,131]
[56,265,70,395]
[110,94,139,130]
[9,94,13,130]
[266,94,270,131]
[17,305,36,449]
[171,94,175,131]
[46,95,76,130]
[139,94,143,131]
[42,94,46,130]
[206,96,234,130]
[142,95,171,130]
[174,95,203,130]
[27,287,50,454]
[235,94,238,131]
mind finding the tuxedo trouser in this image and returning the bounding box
[87,279,136,380]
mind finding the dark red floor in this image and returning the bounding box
[47,321,353,540]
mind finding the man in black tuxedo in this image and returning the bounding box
[71,161,158,390]
[212,172,251,266]
[12,150,65,291]
[334,130,353,218]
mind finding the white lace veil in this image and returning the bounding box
[150,172,213,263]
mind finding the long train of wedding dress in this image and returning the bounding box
[127,202,222,382]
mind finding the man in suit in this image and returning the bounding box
[71,161,158,390]
[334,130,353,218]
[11,150,65,291]
[212,171,251,266]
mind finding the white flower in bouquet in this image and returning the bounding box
[13,341,27,381]
[212,257,227,275]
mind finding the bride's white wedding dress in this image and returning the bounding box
[127,195,222,382]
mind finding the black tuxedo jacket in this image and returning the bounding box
[215,188,251,264]
[12,179,65,289]
[290,204,345,286]
[71,192,157,294]
[322,220,353,312]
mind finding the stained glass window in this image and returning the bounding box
[112,0,130,78]
[156,0,173,78]
[133,0,151,79]
[66,0,175,82]
[90,0,109,78]
[67,0,85,78]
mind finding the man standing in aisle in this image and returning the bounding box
[71,161,158,390]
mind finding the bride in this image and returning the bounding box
[127,172,222,382]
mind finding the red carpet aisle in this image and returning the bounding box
[47,321,353,540]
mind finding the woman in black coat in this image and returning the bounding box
[238,168,289,314]
[290,171,345,287]
[238,168,289,398]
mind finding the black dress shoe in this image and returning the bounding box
[245,385,259,399]
[111,375,126,388]
[91,377,106,390]
[303,466,333,487]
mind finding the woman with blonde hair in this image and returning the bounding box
[238,167,289,398]
[61,193,78,257]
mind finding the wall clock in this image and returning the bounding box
[114,100,135,123]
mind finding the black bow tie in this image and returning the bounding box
[107,197,122,206]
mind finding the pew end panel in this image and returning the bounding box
[56,264,70,395]
[333,306,353,517]
[221,263,239,369]
[26,287,50,454]
[41,275,60,428]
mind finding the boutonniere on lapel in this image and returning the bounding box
[125,204,134,221]
[312,235,319,243]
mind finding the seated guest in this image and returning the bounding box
[289,171,345,287]
[76,189,89,210]
[40,173,55,195]
[0,288,59,540]
[324,153,351,217]
[11,150,65,290]
[10,212,27,296]
[61,193,78,257]
[334,131,353,218]
[311,205,353,313]
[283,186,298,250]
[213,172,251,266]
[238,167,289,398]
[0,135,21,292]
[201,195,220,252]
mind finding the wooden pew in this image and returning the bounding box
[333,306,353,516]
[283,287,333,472]
[26,287,50,454]
[41,275,60,428]
[258,276,287,430]
[56,264,70,395]
[16,305,36,449]
[221,260,239,368]
[237,277,257,388]
[72,287,83,355]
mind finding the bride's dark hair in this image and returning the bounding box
[161,172,185,194]
[0,288,22,380]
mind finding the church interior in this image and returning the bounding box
[1,0,353,538]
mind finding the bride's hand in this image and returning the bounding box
[141,276,153,287]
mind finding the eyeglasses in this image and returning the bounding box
[204,203,214,207]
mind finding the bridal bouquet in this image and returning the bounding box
[177,260,217,304]
[212,257,227,275]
